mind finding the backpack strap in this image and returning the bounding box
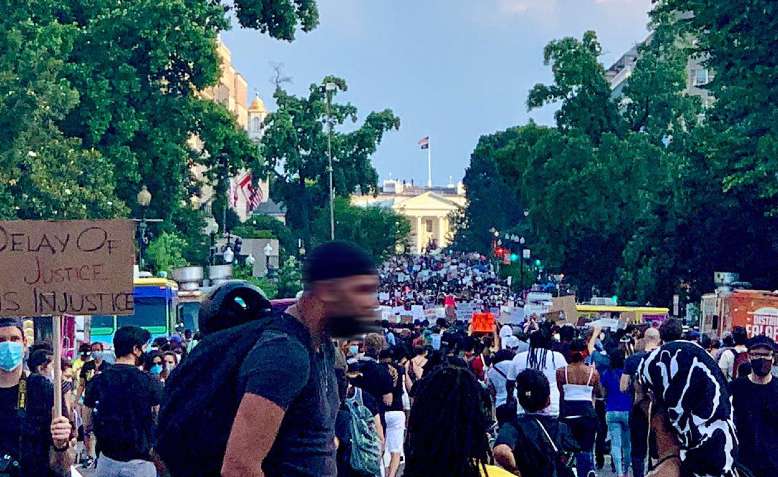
[492,364,508,380]
[534,418,559,453]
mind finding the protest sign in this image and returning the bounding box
[0,220,135,316]
[456,301,477,321]
[411,305,425,321]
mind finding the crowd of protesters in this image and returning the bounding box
[1,246,777,476]
[377,253,521,310]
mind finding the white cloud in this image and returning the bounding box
[496,0,559,15]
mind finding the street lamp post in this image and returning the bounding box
[519,236,526,291]
[136,185,152,270]
[325,82,337,241]
[264,243,274,276]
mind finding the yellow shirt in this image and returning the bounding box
[482,465,516,476]
[72,357,85,376]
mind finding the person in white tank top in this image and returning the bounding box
[557,339,601,477]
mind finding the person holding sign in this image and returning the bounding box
[0,317,74,476]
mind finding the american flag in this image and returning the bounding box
[418,136,430,150]
[238,172,263,214]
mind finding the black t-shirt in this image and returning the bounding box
[384,362,405,413]
[350,358,394,414]
[623,351,647,378]
[0,374,55,477]
[623,351,649,455]
[84,364,162,462]
[239,317,340,477]
[730,377,778,477]
[496,414,577,477]
[80,359,110,382]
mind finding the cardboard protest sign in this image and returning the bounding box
[0,220,135,316]
[549,295,578,324]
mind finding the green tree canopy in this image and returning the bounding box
[261,77,400,243]
[311,198,411,263]
[0,0,319,234]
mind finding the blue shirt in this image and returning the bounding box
[602,368,632,412]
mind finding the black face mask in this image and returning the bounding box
[750,358,773,377]
[327,315,382,339]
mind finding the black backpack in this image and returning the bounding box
[155,282,309,477]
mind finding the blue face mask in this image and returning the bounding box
[150,364,163,375]
[0,341,24,372]
[349,345,359,356]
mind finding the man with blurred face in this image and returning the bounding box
[222,241,380,477]
[0,317,73,476]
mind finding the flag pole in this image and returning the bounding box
[427,137,432,188]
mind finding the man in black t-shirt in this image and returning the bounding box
[221,241,381,477]
[730,335,778,477]
[350,334,394,414]
[85,326,162,477]
[620,326,660,477]
[0,317,73,476]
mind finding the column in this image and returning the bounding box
[437,216,445,248]
[415,216,423,254]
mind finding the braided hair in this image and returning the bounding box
[404,366,492,477]
[527,329,553,370]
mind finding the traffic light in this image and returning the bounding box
[510,253,518,262]
[534,259,541,267]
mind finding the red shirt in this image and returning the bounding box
[470,355,486,381]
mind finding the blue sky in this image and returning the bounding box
[222,0,652,186]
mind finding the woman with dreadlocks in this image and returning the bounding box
[404,365,514,477]
[508,329,567,415]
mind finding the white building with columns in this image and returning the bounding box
[352,179,466,254]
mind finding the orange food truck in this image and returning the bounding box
[700,289,778,341]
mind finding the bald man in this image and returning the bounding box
[621,327,660,392]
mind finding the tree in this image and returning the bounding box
[449,128,528,255]
[1,0,319,237]
[0,2,125,220]
[233,264,278,299]
[146,232,189,275]
[657,0,778,207]
[232,214,298,257]
[311,198,410,262]
[464,25,720,303]
[261,77,400,243]
[276,256,303,298]
[527,31,624,143]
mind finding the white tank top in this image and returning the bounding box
[562,366,594,402]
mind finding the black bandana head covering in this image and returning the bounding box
[303,241,377,285]
[638,340,738,477]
